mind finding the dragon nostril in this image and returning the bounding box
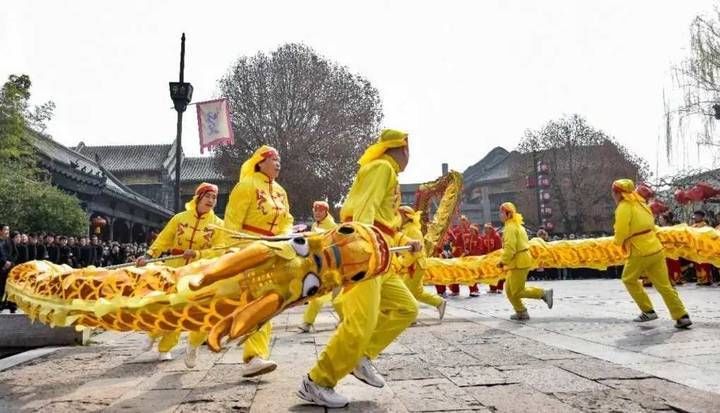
[338,226,355,235]
[351,271,366,281]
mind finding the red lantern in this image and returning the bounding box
[686,186,705,202]
[544,222,555,231]
[674,189,691,205]
[537,163,550,174]
[91,216,107,235]
[539,176,550,188]
[635,183,654,201]
[648,200,668,216]
[696,182,720,200]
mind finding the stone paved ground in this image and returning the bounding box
[1,280,719,412]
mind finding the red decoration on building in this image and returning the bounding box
[91,216,107,235]
[526,176,537,188]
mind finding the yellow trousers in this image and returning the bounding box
[302,293,344,325]
[622,252,687,320]
[505,268,544,312]
[309,272,418,388]
[152,331,208,353]
[402,268,443,308]
[242,322,272,362]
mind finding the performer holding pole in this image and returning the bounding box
[498,202,553,320]
[299,201,340,333]
[220,145,294,377]
[297,129,420,408]
[397,205,446,320]
[136,182,224,366]
[611,179,692,328]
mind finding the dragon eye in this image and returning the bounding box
[290,237,309,257]
[302,273,321,297]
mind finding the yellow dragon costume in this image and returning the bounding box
[5,223,392,352]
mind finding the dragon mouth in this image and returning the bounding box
[207,292,283,352]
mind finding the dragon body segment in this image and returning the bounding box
[424,225,720,285]
[6,223,390,351]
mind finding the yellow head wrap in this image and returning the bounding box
[612,179,646,203]
[239,145,279,180]
[500,202,524,225]
[313,201,330,212]
[399,205,422,226]
[185,182,219,213]
[612,179,652,213]
[358,129,408,166]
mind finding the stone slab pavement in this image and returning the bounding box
[1,279,719,412]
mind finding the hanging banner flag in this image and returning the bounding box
[196,98,234,153]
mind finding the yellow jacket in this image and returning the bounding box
[311,214,337,232]
[147,202,225,267]
[500,221,532,269]
[223,171,294,241]
[341,155,401,234]
[397,220,427,271]
[613,200,662,257]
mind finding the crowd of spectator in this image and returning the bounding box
[0,223,150,312]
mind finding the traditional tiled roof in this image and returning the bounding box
[74,143,173,172]
[32,133,173,217]
[462,147,513,184]
[181,157,230,182]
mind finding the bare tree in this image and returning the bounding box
[665,7,720,164]
[516,115,649,233]
[213,43,383,219]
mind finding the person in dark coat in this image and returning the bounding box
[45,234,60,263]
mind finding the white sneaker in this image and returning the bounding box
[437,300,447,321]
[510,310,530,321]
[184,344,199,368]
[633,311,658,322]
[675,315,692,329]
[351,357,385,388]
[242,357,277,377]
[158,352,173,361]
[143,336,156,352]
[543,289,554,309]
[297,375,349,408]
[298,322,314,333]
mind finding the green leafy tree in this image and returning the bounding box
[0,74,87,235]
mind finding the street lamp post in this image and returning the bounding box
[169,33,193,212]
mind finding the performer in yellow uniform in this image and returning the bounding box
[298,129,420,408]
[299,201,340,332]
[136,183,224,366]
[397,205,446,320]
[498,202,553,320]
[611,179,692,328]
[223,145,294,377]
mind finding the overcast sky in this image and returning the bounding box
[2,0,717,184]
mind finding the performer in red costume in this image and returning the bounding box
[446,216,480,297]
[482,223,505,293]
